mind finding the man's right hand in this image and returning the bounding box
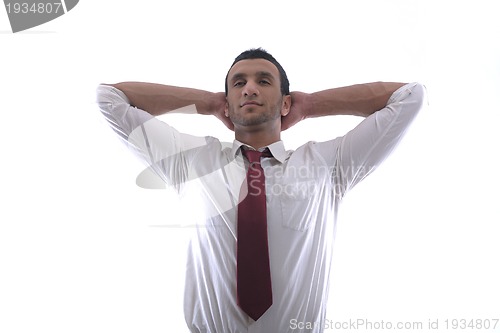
[210,92,234,131]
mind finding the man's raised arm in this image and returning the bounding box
[282,82,406,130]
[104,82,233,130]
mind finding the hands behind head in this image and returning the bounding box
[210,91,311,132]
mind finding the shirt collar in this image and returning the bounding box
[231,139,288,164]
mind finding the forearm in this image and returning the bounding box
[309,82,406,118]
[107,82,223,116]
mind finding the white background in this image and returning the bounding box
[1,0,499,332]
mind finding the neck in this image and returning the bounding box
[234,122,281,149]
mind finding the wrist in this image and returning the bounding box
[304,92,314,119]
[202,92,225,115]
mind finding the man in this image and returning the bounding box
[97,48,425,332]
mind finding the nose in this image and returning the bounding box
[242,80,259,97]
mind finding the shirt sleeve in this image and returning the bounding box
[96,84,211,191]
[315,82,426,198]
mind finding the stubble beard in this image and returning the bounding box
[228,98,283,127]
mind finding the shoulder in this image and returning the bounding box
[285,138,342,164]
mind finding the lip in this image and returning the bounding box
[241,101,262,107]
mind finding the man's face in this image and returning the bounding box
[225,59,288,128]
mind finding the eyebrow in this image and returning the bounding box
[230,71,276,82]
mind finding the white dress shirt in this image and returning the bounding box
[97,82,425,333]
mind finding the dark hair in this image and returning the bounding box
[224,48,290,96]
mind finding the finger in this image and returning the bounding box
[223,117,235,131]
[281,116,290,131]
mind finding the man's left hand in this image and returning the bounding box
[281,91,312,131]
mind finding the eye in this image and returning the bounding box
[259,80,270,85]
[234,81,245,87]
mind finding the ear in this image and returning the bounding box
[224,101,229,117]
[280,95,292,117]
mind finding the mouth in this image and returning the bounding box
[240,101,262,107]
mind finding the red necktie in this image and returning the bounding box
[237,148,273,321]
